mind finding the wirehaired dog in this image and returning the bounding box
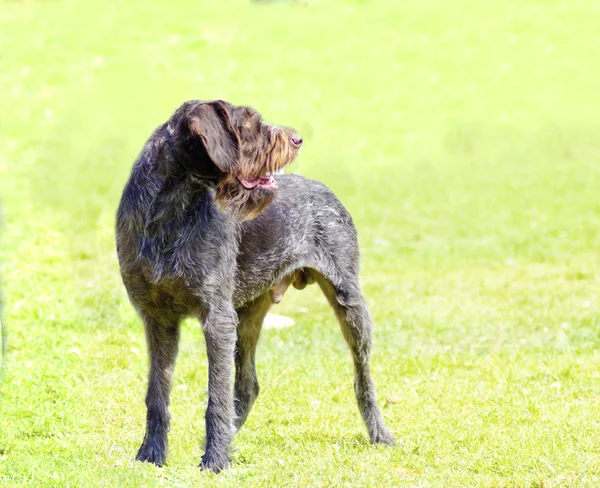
[116,100,395,472]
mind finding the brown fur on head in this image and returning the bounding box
[169,100,302,220]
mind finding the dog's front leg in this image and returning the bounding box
[136,312,181,467]
[200,302,237,472]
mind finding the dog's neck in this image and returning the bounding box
[128,146,216,236]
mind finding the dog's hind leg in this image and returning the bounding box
[234,293,272,430]
[136,311,181,466]
[316,273,396,445]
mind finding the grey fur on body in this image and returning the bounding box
[116,100,395,472]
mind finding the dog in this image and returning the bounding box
[116,100,395,472]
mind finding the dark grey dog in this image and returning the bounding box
[116,100,395,472]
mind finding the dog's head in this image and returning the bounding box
[168,100,302,220]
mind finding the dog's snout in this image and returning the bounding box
[291,135,303,147]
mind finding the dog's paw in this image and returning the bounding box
[199,452,229,473]
[370,426,396,446]
[136,440,166,466]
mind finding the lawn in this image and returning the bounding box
[1,0,600,486]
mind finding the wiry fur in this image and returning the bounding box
[116,99,394,472]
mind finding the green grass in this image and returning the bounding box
[1,0,600,485]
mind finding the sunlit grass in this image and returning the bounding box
[1,0,600,486]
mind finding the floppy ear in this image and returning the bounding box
[187,101,240,173]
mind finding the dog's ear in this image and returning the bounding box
[187,101,240,173]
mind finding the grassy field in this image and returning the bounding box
[1,0,600,486]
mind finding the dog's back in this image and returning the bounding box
[234,174,360,306]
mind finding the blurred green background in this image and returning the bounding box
[1,0,599,486]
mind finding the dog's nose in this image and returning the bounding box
[291,135,303,147]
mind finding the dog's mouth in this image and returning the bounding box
[237,172,278,190]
